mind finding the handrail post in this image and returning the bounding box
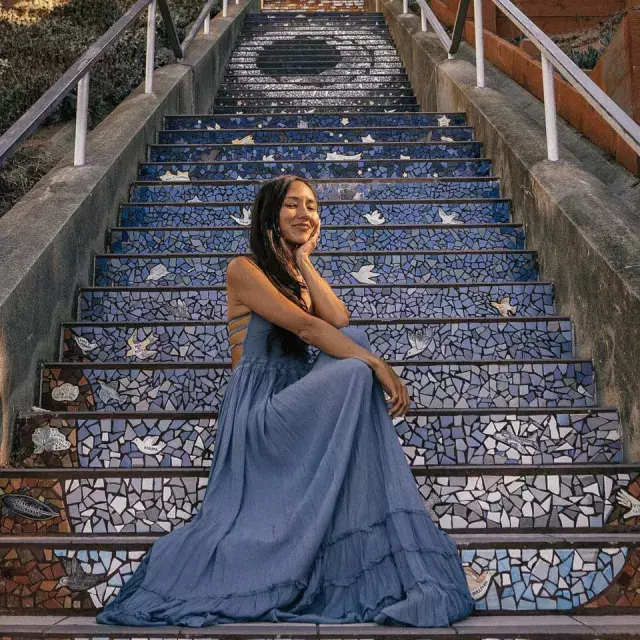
[541,53,559,161]
[421,10,427,31]
[73,72,90,166]
[473,0,485,87]
[403,0,408,14]
[223,0,228,17]
[204,13,211,35]
[145,0,157,94]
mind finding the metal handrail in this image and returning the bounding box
[0,0,226,169]
[401,0,640,161]
[402,0,452,53]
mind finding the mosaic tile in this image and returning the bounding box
[2,471,636,534]
[212,104,422,114]
[39,360,596,412]
[119,201,511,228]
[14,409,621,469]
[93,252,538,287]
[163,113,467,130]
[78,283,555,323]
[417,472,636,530]
[1,544,636,612]
[61,319,572,364]
[129,179,501,202]
[138,159,492,181]
[109,225,524,254]
[148,141,483,162]
[156,126,474,145]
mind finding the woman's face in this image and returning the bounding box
[278,180,320,249]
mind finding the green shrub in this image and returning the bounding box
[0,0,220,217]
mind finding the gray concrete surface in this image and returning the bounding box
[368,0,640,459]
[0,0,260,466]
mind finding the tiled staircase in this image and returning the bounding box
[2,8,640,639]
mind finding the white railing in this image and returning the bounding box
[400,0,640,162]
[0,0,226,169]
[402,0,453,56]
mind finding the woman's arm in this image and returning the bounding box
[295,254,350,328]
[227,256,379,370]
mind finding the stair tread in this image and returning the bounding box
[2,614,640,636]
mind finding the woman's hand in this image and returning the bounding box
[293,220,321,264]
[371,358,411,418]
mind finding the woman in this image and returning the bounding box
[96,174,475,628]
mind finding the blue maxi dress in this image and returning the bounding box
[96,312,475,627]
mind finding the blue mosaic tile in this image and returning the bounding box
[119,201,511,227]
[109,225,525,254]
[19,409,620,469]
[164,113,465,130]
[156,126,474,145]
[40,360,596,412]
[93,252,538,287]
[149,141,483,162]
[138,159,492,181]
[2,544,630,612]
[212,104,422,113]
[61,318,572,364]
[129,179,502,202]
[78,283,554,323]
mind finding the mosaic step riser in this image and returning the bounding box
[14,409,622,469]
[139,159,492,181]
[148,142,484,162]
[39,360,596,413]
[162,113,466,129]
[93,252,538,288]
[223,70,411,80]
[156,128,473,145]
[217,90,415,100]
[119,201,511,227]
[220,76,412,86]
[218,82,414,92]
[2,468,638,535]
[211,105,422,114]
[77,283,555,323]
[60,318,573,364]
[215,96,416,105]
[2,543,639,612]
[226,55,406,63]
[108,225,525,253]
[129,179,501,202]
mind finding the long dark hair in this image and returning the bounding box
[246,175,319,359]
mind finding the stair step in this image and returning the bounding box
[162,112,467,129]
[222,74,411,84]
[156,126,473,145]
[148,141,484,162]
[218,81,413,90]
[2,615,640,638]
[77,282,554,323]
[93,250,537,287]
[119,200,511,227]
[129,178,502,202]
[108,224,524,253]
[212,104,422,113]
[215,93,413,102]
[39,359,595,413]
[1,534,638,614]
[60,317,572,364]
[139,158,492,181]
[2,464,636,536]
[218,87,416,97]
[14,407,622,469]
